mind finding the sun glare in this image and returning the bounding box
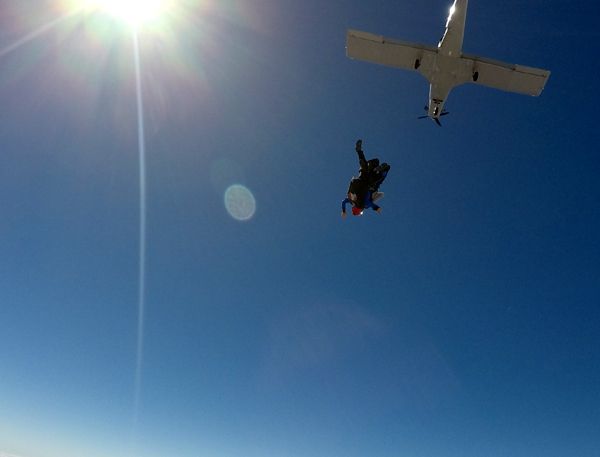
[84,0,168,27]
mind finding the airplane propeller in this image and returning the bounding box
[417,106,449,126]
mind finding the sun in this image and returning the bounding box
[83,0,169,27]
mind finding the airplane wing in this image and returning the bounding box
[462,54,550,96]
[346,29,437,80]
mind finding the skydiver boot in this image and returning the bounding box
[371,192,384,203]
[374,163,390,174]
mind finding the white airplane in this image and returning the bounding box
[346,0,550,125]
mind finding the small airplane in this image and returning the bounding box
[346,0,550,126]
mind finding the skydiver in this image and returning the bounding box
[341,139,390,218]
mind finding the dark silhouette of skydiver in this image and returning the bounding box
[341,139,390,217]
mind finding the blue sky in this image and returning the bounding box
[1,1,599,456]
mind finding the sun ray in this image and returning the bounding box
[132,28,147,441]
[0,10,78,59]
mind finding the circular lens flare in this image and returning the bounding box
[225,185,256,221]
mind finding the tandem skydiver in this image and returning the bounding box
[341,139,390,218]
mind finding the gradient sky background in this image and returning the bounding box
[1,1,599,456]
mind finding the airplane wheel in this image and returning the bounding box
[473,71,479,81]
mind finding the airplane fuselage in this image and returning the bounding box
[426,0,469,119]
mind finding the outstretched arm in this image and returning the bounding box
[355,139,368,172]
[341,198,351,218]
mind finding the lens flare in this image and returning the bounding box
[225,185,256,221]
[82,0,169,27]
[132,29,147,441]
